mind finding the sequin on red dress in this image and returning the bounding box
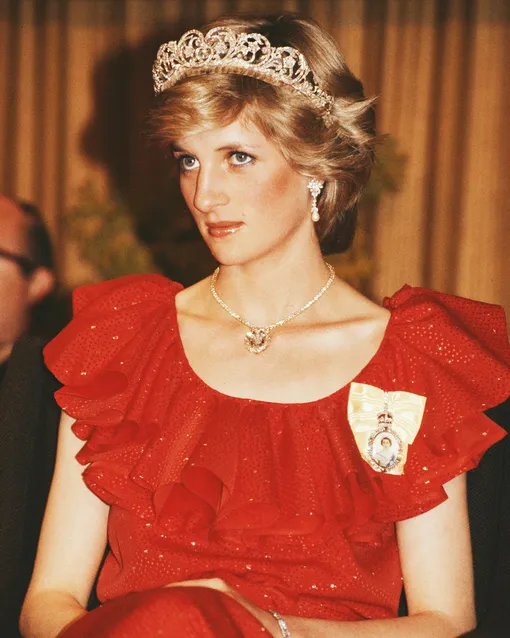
[44,274,510,631]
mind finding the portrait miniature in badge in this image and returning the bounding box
[347,382,427,476]
[366,413,403,472]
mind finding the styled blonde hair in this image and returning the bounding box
[150,14,376,253]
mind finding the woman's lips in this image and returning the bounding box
[206,222,244,238]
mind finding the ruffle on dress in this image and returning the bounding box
[44,276,510,545]
[364,285,510,524]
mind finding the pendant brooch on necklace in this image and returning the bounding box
[210,262,336,354]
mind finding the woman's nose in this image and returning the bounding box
[193,165,228,213]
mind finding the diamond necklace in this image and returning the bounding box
[209,262,336,354]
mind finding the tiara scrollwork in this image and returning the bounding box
[152,27,334,117]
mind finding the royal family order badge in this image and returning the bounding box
[347,383,427,475]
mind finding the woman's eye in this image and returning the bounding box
[177,155,198,171]
[230,152,253,166]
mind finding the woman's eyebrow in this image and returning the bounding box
[214,142,261,151]
[171,141,261,154]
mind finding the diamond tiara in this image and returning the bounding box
[152,27,334,116]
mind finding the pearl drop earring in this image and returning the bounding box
[307,178,324,222]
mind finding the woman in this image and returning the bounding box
[20,14,510,638]
[373,437,396,470]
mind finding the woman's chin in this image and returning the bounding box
[203,232,288,268]
[205,240,254,267]
[208,252,249,267]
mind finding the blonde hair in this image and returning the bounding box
[150,14,376,253]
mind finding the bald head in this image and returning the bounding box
[0,195,31,256]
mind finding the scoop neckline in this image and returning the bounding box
[171,288,395,408]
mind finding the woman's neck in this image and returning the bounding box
[212,243,334,328]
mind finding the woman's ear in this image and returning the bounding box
[27,267,55,305]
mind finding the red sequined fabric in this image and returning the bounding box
[44,275,510,624]
[61,587,268,637]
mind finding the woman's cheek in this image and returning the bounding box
[180,177,197,213]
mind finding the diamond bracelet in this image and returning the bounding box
[268,610,292,638]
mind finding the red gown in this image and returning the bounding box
[43,275,510,637]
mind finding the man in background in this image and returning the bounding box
[0,194,59,637]
[0,195,55,383]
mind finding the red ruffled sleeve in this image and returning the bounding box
[357,285,510,524]
[43,274,183,516]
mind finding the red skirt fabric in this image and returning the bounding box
[61,587,268,637]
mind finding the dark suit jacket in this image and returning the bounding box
[0,336,61,637]
[463,399,510,636]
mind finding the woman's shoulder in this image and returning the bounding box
[374,284,510,400]
[43,274,184,386]
[70,273,183,314]
[383,285,510,363]
[384,284,508,333]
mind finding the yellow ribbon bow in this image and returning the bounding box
[347,382,427,475]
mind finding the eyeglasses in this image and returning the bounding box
[0,247,37,277]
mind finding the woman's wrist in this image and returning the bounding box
[269,609,292,638]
